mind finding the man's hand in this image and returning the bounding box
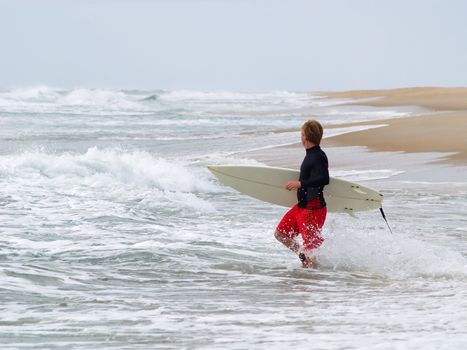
[286,181,301,191]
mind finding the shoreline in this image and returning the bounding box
[323,111,467,164]
[319,87,467,111]
[241,87,467,183]
[320,87,467,165]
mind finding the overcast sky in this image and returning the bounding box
[2,0,467,91]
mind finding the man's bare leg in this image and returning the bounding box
[275,230,318,268]
[274,230,300,253]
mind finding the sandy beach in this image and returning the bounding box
[317,87,467,165]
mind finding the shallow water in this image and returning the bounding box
[0,87,466,349]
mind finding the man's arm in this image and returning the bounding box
[300,155,329,188]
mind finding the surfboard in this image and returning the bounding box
[208,165,383,216]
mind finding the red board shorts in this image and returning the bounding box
[276,197,327,251]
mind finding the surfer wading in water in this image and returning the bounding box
[274,119,329,268]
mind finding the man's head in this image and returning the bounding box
[301,119,323,147]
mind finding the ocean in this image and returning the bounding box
[0,86,466,349]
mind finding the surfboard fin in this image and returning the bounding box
[345,209,358,218]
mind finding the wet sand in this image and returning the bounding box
[320,87,467,165]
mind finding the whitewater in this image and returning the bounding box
[0,86,466,349]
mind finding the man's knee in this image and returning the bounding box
[275,230,286,242]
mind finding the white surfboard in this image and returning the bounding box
[208,165,383,216]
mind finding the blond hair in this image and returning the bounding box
[301,119,323,145]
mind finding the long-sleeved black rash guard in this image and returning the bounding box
[297,145,329,209]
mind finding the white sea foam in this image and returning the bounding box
[316,218,467,279]
[0,87,153,114]
[155,90,332,117]
[58,88,141,109]
[2,85,61,101]
[326,108,412,119]
[324,124,388,138]
[193,153,265,167]
[159,90,306,102]
[331,168,405,181]
[2,87,466,349]
[4,147,219,192]
[0,87,329,117]
[0,148,220,216]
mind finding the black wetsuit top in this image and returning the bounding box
[297,145,329,209]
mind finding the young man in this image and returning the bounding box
[274,119,329,268]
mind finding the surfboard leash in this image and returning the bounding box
[380,208,393,234]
